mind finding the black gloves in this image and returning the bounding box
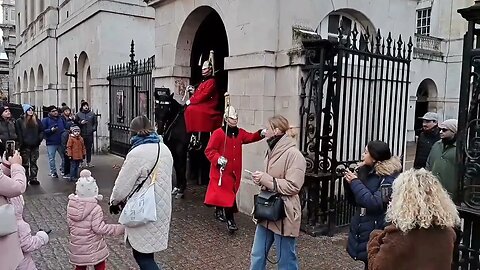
[109,202,125,215]
[109,204,121,215]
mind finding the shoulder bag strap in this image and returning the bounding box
[126,143,161,200]
[272,177,278,193]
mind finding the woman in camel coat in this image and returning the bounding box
[250,115,306,270]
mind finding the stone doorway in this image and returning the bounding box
[414,78,438,136]
[190,9,229,109]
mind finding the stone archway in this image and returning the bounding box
[22,71,27,103]
[414,78,438,135]
[175,6,229,185]
[176,6,229,105]
[37,65,44,107]
[61,57,71,107]
[16,77,21,103]
[77,52,90,108]
[29,68,35,105]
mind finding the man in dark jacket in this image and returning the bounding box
[413,112,440,169]
[0,105,18,156]
[15,104,44,185]
[75,101,97,168]
[42,106,66,178]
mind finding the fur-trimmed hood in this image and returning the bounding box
[374,156,403,176]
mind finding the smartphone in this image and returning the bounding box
[381,183,393,203]
[244,169,253,175]
[6,140,15,159]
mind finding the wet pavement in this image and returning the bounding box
[23,146,368,269]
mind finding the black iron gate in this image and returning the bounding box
[107,41,155,157]
[454,2,480,269]
[299,26,412,236]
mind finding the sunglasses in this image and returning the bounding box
[439,128,450,132]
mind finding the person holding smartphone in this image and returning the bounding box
[343,140,402,269]
[0,150,25,270]
[0,105,18,156]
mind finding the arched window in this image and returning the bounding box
[318,10,374,48]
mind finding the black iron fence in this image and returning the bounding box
[107,41,155,157]
[454,2,480,269]
[299,25,412,236]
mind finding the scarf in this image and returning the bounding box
[267,135,283,150]
[129,132,162,151]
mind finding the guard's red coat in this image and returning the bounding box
[204,127,263,208]
[184,78,223,133]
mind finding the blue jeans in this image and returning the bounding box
[47,145,64,174]
[70,160,80,181]
[250,225,298,270]
[132,248,160,270]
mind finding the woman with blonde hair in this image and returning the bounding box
[250,115,306,270]
[367,168,460,270]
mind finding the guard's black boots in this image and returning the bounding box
[227,219,238,233]
[215,207,227,222]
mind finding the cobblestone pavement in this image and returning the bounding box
[23,147,367,270]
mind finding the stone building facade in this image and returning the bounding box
[1,0,16,99]
[146,0,419,213]
[12,0,155,150]
[407,0,474,140]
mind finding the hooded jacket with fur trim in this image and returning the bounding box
[345,156,403,263]
[67,194,124,266]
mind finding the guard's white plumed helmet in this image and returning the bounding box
[224,106,238,120]
[202,60,212,70]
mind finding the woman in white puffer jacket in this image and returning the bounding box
[109,115,173,270]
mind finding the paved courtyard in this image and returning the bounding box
[21,146,380,270]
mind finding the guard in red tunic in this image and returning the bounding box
[184,51,223,133]
[204,105,266,233]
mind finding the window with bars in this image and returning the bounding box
[416,8,431,36]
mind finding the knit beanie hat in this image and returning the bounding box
[22,104,33,113]
[439,119,458,134]
[367,140,392,162]
[75,170,101,199]
[70,125,80,132]
[0,106,9,115]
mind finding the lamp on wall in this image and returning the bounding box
[65,54,78,112]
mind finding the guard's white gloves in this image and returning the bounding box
[185,100,191,106]
[218,156,228,167]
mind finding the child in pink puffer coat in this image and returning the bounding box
[10,195,49,270]
[67,170,124,270]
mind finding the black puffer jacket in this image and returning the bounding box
[0,117,17,143]
[15,116,44,148]
[413,127,440,169]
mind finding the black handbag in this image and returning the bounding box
[253,178,286,222]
